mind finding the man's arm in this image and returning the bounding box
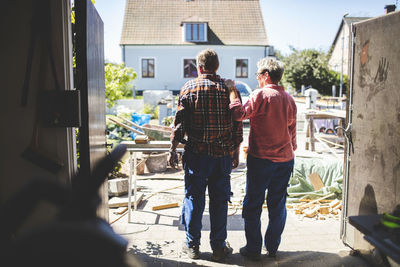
[225,79,240,104]
[169,140,180,168]
[225,80,243,169]
[226,80,256,121]
[169,97,186,168]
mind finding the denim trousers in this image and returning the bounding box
[181,150,232,250]
[242,154,294,254]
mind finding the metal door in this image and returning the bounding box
[75,0,108,220]
[341,11,400,249]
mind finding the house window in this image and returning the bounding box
[236,59,248,78]
[142,58,154,78]
[184,23,207,42]
[184,59,198,78]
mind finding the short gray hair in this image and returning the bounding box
[257,58,284,83]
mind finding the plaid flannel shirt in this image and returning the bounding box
[171,74,243,157]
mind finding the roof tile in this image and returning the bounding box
[120,0,268,46]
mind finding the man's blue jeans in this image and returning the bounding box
[181,150,232,250]
[242,155,294,255]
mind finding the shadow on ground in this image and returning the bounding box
[173,214,244,231]
[127,242,372,267]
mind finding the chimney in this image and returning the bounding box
[384,4,396,14]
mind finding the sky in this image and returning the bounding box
[94,0,397,63]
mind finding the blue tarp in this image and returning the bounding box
[130,112,151,139]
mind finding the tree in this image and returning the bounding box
[105,62,137,108]
[273,48,285,61]
[282,49,348,96]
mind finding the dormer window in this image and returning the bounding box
[183,23,207,42]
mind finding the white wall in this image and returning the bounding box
[328,24,351,75]
[124,45,267,92]
[106,99,144,114]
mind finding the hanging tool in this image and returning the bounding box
[21,0,63,173]
[20,0,48,107]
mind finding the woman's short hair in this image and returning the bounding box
[197,49,219,73]
[257,58,284,83]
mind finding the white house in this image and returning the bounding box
[328,16,370,75]
[120,0,272,95]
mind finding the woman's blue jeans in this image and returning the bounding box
[242,154,294,254]
[181,150,232,250]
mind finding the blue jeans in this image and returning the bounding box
[242,155,294,254]
[181,150,232,250]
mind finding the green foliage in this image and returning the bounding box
[106,115,133,140]
[75,128,80,169]
[71,0,95,24]
[107,143,127,179]
[162,116,174,126]
[281,49,348,96]
[105,114,131,178]
[105,63,137,108]
[143,104,158,119]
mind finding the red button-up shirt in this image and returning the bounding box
[230,84,296,162]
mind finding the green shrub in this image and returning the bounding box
[143,104,158,119]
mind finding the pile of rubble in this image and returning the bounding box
[287,193,342,219]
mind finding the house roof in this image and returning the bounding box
[120,0,268,46]
[330,16,370,50]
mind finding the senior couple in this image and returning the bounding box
[169,49,297,262]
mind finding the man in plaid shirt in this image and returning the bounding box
[169,49,242,262]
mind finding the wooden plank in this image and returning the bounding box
[329,199,341,209]
[118,116,143,130]
[152,202,179,211]
[333,203,342,210]
[319,206,330,214]
[304,206,320,218]
[113,207,128,215]
[107,117,145,135]
[298,199,333,203]
[308,173,325,191]
[121,141,184,149]
[295,209,303,214]
[108,193,144,208]
[304,109,346,119]
[309,116,315,151]
[331,208,341,215]
[297,193,336,210]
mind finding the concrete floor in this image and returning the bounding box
[109,125,372,266]
[110,163,371,266]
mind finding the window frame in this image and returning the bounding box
[235,58,249,78]
[183,58,198,78]
[183,23,207,42]
[141,58,155,78]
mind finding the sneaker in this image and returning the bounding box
[263,245,276,258]
[211,242,233,262]
[182,244,200,259]
[263,245,277,258]
[239,246,261,261]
